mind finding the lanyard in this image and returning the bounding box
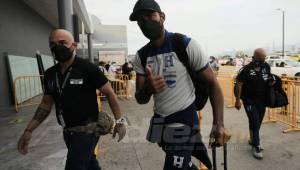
[55,67,73,96]
[55,67,72,127]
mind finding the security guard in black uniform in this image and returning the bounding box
[235,48,271,160]
[18,29,126,170]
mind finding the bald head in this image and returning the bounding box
[49,29,74,42]
[49,29,77,50]
[253,48,266,62]
[49,29,77,62]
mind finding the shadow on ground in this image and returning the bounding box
[0,98,299,170]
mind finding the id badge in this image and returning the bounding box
[70,79,83,85]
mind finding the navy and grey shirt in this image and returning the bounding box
[133,31,209,116]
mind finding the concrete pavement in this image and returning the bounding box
[0,98,300,170]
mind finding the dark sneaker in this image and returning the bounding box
[252,146,263,160]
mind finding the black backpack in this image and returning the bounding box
[266,74,288,108]
[139,33,209,111]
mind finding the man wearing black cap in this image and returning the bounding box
[130,0,227,169]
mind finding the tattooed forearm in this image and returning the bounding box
[33,107,51,123]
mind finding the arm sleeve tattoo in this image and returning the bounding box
[33,107,51,123]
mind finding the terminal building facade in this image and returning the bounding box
[0,0,93,112]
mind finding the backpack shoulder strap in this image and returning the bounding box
[265,63,271,74]
[171,33,191,72]
[138,43,151,70]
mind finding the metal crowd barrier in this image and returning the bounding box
[104,73,136,98]
[13,75,44,112]
[264,76,300,133]
[13,73,135,112]
[110,79,127,97]
[217,66,239,77]
[217,75,235,108]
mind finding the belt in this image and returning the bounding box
[64,122,98,134]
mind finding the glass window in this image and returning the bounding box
[6,55,43,104]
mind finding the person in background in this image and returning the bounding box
[209,56,219,71]
[122,62,134,98]
[99,61,108,74]
[235,48,271,160]
[122,62,133,79]
[105,62,110,72]
[108,62,117,73]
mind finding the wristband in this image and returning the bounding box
[115,117,127,125]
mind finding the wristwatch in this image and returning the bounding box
[115,117,127,125]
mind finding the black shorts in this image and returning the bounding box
[147,103,211,170]
[159,125,200,170]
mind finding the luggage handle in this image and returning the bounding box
[212,143,227,170]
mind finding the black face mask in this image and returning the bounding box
[139,19,163,41]
[51,44,73,62]
[254,60,265,67]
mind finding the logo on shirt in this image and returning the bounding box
[146,57,155,69]
[262,68,269,81]
[164,54,174,67]
[249,69,256,76]
[163,54,177,88]
[173,156,184,168]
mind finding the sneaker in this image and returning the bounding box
[252,146,263,160]
[258,145,264,151]
[248,140,264,151]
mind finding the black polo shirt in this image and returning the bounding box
[236,62,271,101]
[44,57,108,127]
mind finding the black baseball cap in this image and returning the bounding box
[129,0,161,21]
